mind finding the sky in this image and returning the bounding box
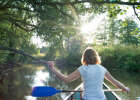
[31,35,46,48]
[80,5,140,43]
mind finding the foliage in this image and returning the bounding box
[44,44,140,72]
[64,36,85,66]
[41,36,85,66]
[0,51,9,64]
[43,45,60,61]
[97,45,140,71]
[0,0,38,64]
[19,42,38,62]
[95,17,140,45]
[40,46,48,53]
[0,0,139,47]
[0,0,140,70]
[119,18,140,44]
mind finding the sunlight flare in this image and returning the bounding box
[79,17,102,43]
[80,23,94,34]
[80,22,96,34]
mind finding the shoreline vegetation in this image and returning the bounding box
[0,45,140,75]
[41,45,140,72]
[0,45,139,94]
[97,45,140,72]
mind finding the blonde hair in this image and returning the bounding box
[81,47,101,65]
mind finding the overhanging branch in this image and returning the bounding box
[133,5,140,20]
[0,47,48,66]
[53,5,74,20]
[46,0,140,6]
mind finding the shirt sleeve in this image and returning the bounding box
[102,66,107,74]
[78,66,84,76]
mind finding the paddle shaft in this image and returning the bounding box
[61,89,123,92]
[31,86,125,97]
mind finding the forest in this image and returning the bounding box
[0,0,140,75]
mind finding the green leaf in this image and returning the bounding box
[123,10,127,12]
[120,12,124,15]
[137,5,140,9]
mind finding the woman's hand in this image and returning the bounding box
[124,87,130,93]
[47,61,55,69]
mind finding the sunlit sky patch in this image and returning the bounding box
[31,35,46,48]
[79,13,106,44]
[80,15,103,34]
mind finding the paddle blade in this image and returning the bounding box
[31,86,61,97]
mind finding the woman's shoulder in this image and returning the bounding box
[78,64,107,69]
[96,64,105,68]
[78,65,86,69]
[78,65,88,72]
[98,64,108,72]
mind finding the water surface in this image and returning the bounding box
[0,64,140,100]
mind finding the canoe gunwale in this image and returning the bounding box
[103,82,121,100]
[64,82,121,100]
[64,83,83,100]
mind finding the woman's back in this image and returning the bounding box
[47,47,130,99]
[78,64,107,100]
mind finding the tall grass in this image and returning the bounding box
[96,45,140,71]
[43,45,140,72]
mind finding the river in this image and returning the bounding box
[0,64,140,100]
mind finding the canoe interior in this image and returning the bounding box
[64,83,121,100]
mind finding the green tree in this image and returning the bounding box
[95,17,109,45]
[0,0,38,64]
[119,18,140,44]
[64,36,85,66]
[0,0,140,66]
[40,46,48,53]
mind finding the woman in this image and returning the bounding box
[47,47,130,100]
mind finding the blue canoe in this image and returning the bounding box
[64,83,121,100]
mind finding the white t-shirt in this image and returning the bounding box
[78,64,107,100]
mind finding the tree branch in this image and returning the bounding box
[0,47,48,66]
[0,67,14,74]
[2,5,35,12]
[0,14,37,32]
[0,27,27,39]
[69,4,80,24]
[13,22,37,32]
[53,5,74,20]
[14,23,30,32]
[133,5,140,20]
[46,0,140,6]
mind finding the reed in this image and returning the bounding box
[96,45,140,71]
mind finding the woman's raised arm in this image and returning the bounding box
[47,61,81,83]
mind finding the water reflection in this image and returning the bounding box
[31,70,49,87]
[0,63,77,100]
[25,70,50,100]
[32,65,82,100]
[1,63,139,100]
[0,64,36,100]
